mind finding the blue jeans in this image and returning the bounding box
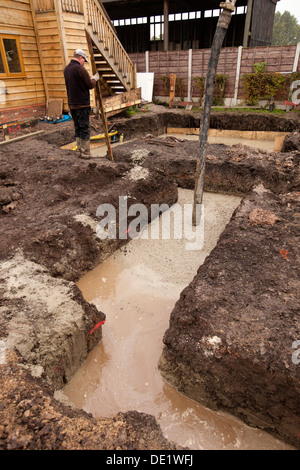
[70,107,91,141]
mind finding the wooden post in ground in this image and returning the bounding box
[169,73,176,108]
[193,1,236,225]
[3,125,9,141]
[86,32,114,161]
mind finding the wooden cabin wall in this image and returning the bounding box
[63,12,88,61]
[33,5,94,112]
[32,10,67,106]
[62,11,95,110]
[0,0,95,120]
[0,0,46,118]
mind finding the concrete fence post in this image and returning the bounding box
[233,46,243,106]
[292,42,300,72]
[187,49,193,102]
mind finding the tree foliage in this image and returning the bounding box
[272,11,300,45]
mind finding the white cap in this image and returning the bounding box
[74,49,88,62]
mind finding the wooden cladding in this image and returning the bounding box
[33,0,83,13]
[32,0,136,91]
[0,0,137,114]
[0,1,46,110]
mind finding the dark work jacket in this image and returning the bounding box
[64,59,96,108]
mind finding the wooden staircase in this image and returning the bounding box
[30,0,140,114]
[91,41,127,97]
[85,0,137,98]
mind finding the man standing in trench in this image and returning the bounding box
[64,49,99,159]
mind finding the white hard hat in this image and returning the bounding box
[74,49,88,62]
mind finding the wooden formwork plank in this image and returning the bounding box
[166,127,289,144]
[102,88,142,114]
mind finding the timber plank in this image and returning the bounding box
[39,36,61,43]
[39,43,61,51]
[36,28,60,36]
[4,92,46,103]
[0,26,35,36]
[22,50,40,58]
[0,98,45,108]
[0,1,31,12]
[23,58,42,66]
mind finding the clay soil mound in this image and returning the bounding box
[0,125,180,450]
[159,186,300,448]
[0,353,178,450]
[282,131,300,152]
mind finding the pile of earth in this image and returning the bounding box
[0,125,181,450]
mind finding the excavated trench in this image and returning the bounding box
[62,188,293,450]
[0,105,299,450]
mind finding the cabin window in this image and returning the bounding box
[0,35,25,77]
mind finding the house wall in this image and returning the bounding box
[62,11,95,110]
[0,1,94,124]
[32,10,66,104]
[0,0,46,122]
[63,11,88,65]
[33,9,92,111]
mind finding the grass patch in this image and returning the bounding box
[191,106,288,115]
[213,107,287,114]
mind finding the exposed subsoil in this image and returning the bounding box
[0,104,299,450]
[159,186,300,447]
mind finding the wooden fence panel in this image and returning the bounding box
[130,44,300,103]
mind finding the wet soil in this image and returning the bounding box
[0,104,299,450]
[62,190,292,450]
[159,186,300,448]
[109,105,300,140]
[282,131,300,152]
[0,136,177,281]
[0,353,177,450]
[111,136,300,196]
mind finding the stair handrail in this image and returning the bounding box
[61,0,83,13]
[84,0,135,89]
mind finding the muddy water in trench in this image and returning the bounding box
[63,189,292,450]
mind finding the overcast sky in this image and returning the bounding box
[275,0,300,23]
